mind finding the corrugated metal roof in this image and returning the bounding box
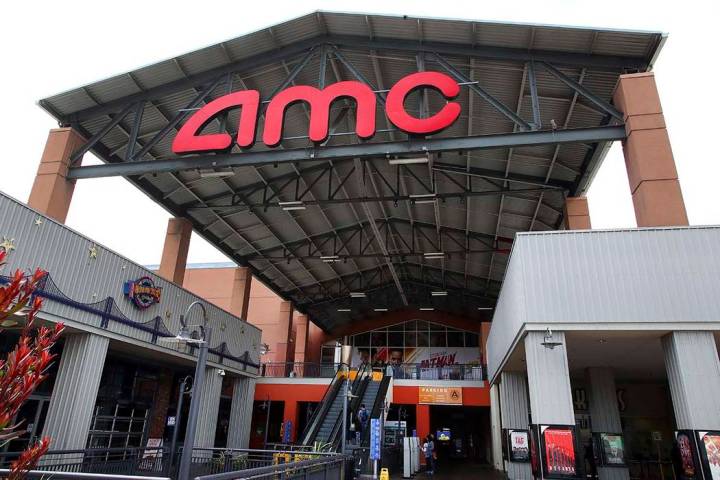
[36,12,664,332]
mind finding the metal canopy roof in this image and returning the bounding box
[38,11,664,333]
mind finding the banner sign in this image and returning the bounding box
[540,425,577,478]
[370,418,381,460]
[123,276,162,309]
[172,71,461,154]
[419,386,462,405]
[352,347,481,369]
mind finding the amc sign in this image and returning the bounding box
[172,71,461,154]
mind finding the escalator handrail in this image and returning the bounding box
[300,365,344,445]
[328,363,372,449]
[360,373,392,447]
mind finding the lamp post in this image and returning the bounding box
[168,375,193,470]
[161,301,210,480]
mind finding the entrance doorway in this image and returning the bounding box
[2,395,51,453]
[429,406,490,464]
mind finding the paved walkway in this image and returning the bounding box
[391,462,504,480]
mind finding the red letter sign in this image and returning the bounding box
[385,71,461,135]
[172,90,260,154]
[263,81,376,147]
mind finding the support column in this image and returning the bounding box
[490,383,504,471]
[158,217,192,285]
[586,368,630,480]
[564,197,592,230]
[28,128,85,223]
[147,368,174,440]
[662,331,720,430]
[272,301,294,364]
[42,333,109,450]
[305,322,327,364]
[228,267,252,320]
[500,372,532,479]
[524,331,575,425]
[294,314,309,364]
[227,376,257,448]
[417,404,431,465]
[613,72,688,227]
[194,367,224,449]
[283,400,298,443]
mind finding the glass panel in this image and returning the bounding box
[387,322,403,331]
[404,331,417,347]
[404,320,417,331]
[354,333,371,346]
[371,331,386,347]
[417,331,429,347]
[447,331,464,347]
[465,332,479,347]
[388,332,403,347]
[416,321,430,331]
[430,331,446,347]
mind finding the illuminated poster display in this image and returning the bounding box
[597,433,626,466]
[698,431,720,480]
[508,429,530,462]
[541,425,577,477]
[676,430,700,480]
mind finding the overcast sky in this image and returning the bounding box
[1,0,717,266]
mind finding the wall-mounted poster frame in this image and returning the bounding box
[539,425,579,479]
[594,432,626,467]
[506,429,531,463]
[696,430,720,480]
[674,430,701,480]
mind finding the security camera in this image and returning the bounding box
[218,369,226,376]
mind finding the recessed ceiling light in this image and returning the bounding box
[477,307,494,311]
[419,307,434,311]
[431,291,448,296]
[388,157,429,165]
[350,292,366,298]
[374,308,388,312]
[337,308,351,312]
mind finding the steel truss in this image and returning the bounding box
[55,34,632,327]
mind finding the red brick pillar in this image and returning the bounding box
[28,128,86,223]
[305,322,327,364]
[613,72,688,227]
[563,196,592,230]
[158,218,192,285]
[228,267,253,320]
[273,301,294,364]
[147,369,174,439]
[293,314,309,364]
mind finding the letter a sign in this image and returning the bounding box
[172,71,461,154]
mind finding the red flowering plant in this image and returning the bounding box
[0,249,64,479]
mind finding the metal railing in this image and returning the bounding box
[260,362,487,380]
[0,447,337,480]
[0,470,169,479]
[192,454,346,480]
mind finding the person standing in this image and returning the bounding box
[423,435,434,475]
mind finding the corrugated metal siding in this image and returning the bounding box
[488,227,720,380]
[0,192,261,375]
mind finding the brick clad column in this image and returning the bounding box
[28,128,86,223]
[147,369,174,439]
[158,217,192,285]
[613,72,688,227]
[293,314,309,364]
[564,197,592,230]
[228,267,253,319]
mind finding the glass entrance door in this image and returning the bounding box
[2,396,51,453]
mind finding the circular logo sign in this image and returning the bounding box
[123,276,162,309]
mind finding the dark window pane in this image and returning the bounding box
[465,332,479,347]
[404,331,417,347]
[417,331,429,347]
[447,331,464,347]
[388,332,403,346]
[355,333,370,346]
[371,331,386,347]
[430,331,446,347]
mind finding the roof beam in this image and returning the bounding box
[67,125,626,179]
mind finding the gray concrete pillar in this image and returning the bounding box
[500,372,532,479]
[227,376,256,449]
[586,368,629,480]
[662,331,720,430]
[42,333,109,450]
[490,383,504,471]
[194,367,223,449]
[525,331,575,425]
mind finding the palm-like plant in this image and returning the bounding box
[0,249,64,479]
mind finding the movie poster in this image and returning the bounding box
[542,426,577,476]
[509,430,530,462]
[351,347,481,376]
[676,431,699,480]
[698,432,720,480]
[599,433,626,466]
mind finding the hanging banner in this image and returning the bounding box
[419,386,462,405]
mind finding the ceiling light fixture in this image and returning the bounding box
[279,201,306,211]
[388,157,429,165]
[350,292,366,298]
[423,252,445,259]
[419,307,435,311]
[337,308,351,312]
[374,308,388,312]
[431,291,448,296]
[477,307,494,311]
[198,168,234,178]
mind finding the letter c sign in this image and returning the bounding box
[385,71,461,135]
